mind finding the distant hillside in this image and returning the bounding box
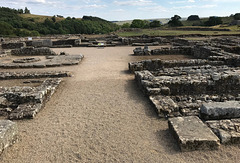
[0,7,119,36]
[114,18,171,25]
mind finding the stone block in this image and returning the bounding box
[168,116,220,152]
[149,95,179,118]
[0,120,18,154]
[200,101,240,120]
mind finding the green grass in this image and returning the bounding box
[117,28,240,37]
[19,14,65,23]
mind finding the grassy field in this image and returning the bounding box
[117,28,240,37]
[19,14,65,23]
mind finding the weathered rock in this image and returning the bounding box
[0,120,18,154]
[200,101,240,120]
[150,95,179,118]
[168,116,220,151]
[206,119,240,144]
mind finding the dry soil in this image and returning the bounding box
[0,46,240,163]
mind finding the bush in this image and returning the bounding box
[205,16,223,26]
[121,23,130,28]
[168,15,183,27]
[234,13,240,20]
[130,19,145,28]
[187,15,200,21]
[149,20,161,28]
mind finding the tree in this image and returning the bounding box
[121,23,130,28]
[0,21,14,35]
[168,15,183,27]
[205,16,223,26]
[51,16,56,22]
[149,20,161,28]
[234,13,240,20]
[18,9,23,14]
[130,19,145,28]
[24,7,30,14]
[187,15,200,21]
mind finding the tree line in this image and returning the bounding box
[122,13,240,29]
[0,7,119,36]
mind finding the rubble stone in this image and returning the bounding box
[206,119,240,144]
[0,120,18,154]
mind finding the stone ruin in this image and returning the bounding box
[129,36,240,151]
[133,46,151,55]
[2,42,26,49]
[11,47,57,56]
[0,38,85,154]
[0,70,72,154]
[0,71,71,119]
[0,46,84,69]
[1,35,170,49]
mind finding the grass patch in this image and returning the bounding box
[19,14,65,23]
[117,28,240,37]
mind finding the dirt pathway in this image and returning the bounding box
[1,47,240,163]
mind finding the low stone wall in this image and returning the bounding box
[129,59,223,72]
[173,38,202,46]
[2,42,26,49]
[151,46,192,55]
[11,47,57,56]
[52,39,81,46]
[134,66,240,118]
[32,40,53,47]
[0,54,84,69]
[0,78,62,120]
[0,71,71,80]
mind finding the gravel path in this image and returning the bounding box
[1,47,240,163]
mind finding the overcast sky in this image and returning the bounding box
[1,0,239,21]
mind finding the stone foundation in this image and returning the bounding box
[2,42,26,49]
[11,47,57,56]
[0,78,62,119]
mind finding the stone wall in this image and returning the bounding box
[134,65,240,118]
[52,39,81,47]
[129,59,223,72]
[151,46,192,55]
[32,40,53,47]
[2,42,26,49]
[0,71,71,80]
[11,47,57,56]
[0,78,62,119]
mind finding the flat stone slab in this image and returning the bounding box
[168,116,220,152]
[206,119,240,144]
[200,101,240,120]
[0,120,18,154]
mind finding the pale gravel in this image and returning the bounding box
[0,46,239,163]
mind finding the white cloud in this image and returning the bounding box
[173,4,217,9]
[112,9,125,12]
[169,0,195,4]
[139,5,168,13]
[201,0,239,2]
[200,4,217,8]
[113,0,154,6]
